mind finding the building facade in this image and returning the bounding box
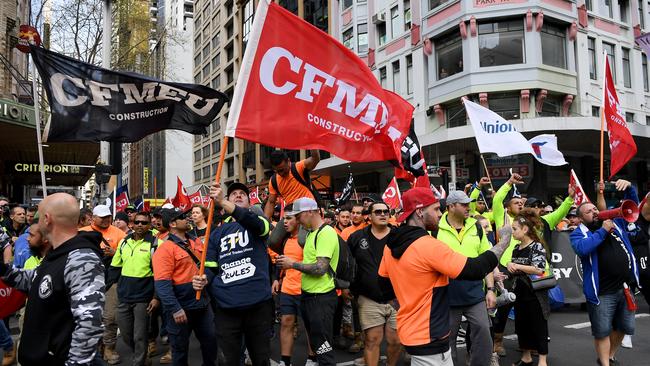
[193,0,650,203]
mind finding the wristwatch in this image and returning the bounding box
[487,287,495,292]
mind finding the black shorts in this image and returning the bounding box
[280,292,301,316]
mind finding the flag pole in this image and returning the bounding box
[153,176,157,206]
[30,55,47,197]
[600,51,607,193]
[196,135,229,300]
[480,154,495,192]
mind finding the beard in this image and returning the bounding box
[586,219,602,231]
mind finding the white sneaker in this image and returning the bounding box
[489,352,501,366]
[621,334,633,349]
[305,359,318,366]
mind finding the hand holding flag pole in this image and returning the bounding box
[196,135,230,300]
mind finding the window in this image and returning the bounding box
[379,67,387,88]
[211,76,220,89]
[202,145,210,158]
[194,150,201,161]
[343,0,353,9]
[479,20,525,67]
[488,93,520,120]
[541,22,566,69]
[202,45,210,61]
[203,166,210,179]
[592,106,600,117]
[643,54,649,92]
[226,21,234,39]
[227,138,234,153]
[213,163,218,175]
[227,159,234,177]
[588,37,597,80]
[429,0,450,10]
[202,63,210,79]
[625,112,634,123]
[619,0,629,23]
[646,115,650,125]
[194,169,201,181]
[226,44,234,61]
[304,0,328,33]
[212,54,220,69]
[242,0,254,50]
[212,13,219,30]
[212,33,219,49]
[377,23,387,46]
[279,0,299,15]
[603,42,616,82]
[194,35,201,50]
[390,6,399,38]
[194,53,201,67]
[357,23,368,53]
[406,55,413,94]
[539,95,562,117]
[212,139,221,153]
[622,48,631,88]
[639,2,645,28]
[435,31,463,79]
[392,61,400,92]
[446,100,467,128]
[194,73,201,84]
[404,1,411,31]
[586,0,592,10]
[602,0,613,18]
[342,28,354,50]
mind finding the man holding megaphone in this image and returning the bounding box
[569,179,641,366]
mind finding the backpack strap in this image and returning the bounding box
[169,235,201,268]
[313,224,336,279]
[271,174,280,196]
[475,222,484,242]
[290,162,312,188]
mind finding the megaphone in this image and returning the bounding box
[597,200,640,223]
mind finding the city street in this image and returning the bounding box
[105,299,650,366]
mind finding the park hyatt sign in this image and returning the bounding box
[474,0,527,7]
[9,163,89,175]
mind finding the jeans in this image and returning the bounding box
[301,290,338,366]
[0,321,12,351]
[449,301,493,366]
[587,289,635,339]
[214,299,274,366]
[166,307,217,366]
[117,302,150,366]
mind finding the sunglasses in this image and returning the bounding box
[372,209,390,216]
[134,220,150,225]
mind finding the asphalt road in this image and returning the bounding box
[6,298,648,365]
[127,299,650,366]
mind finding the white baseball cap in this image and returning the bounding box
[285,197,318,216]
[93,205,112,217]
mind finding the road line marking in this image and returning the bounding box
[564,313,649,329]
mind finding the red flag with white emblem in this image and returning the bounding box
[189,191,203,205]
[249,187,261,205]
[603,56,637,178]
[382,177,402,210]
[225,1,413,163]
[569,169,591,206]
[172,177,191,211]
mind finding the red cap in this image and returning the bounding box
[397,187,440,223]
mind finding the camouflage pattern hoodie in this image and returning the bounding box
[1,231,105,366]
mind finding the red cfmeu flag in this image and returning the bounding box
[249,187,261,205]
[189,191,203,205]
[382,177,402,210]
[603,56,637,178]
[172,177,191,210]
[225,1,413,163]
[569,169,590,206]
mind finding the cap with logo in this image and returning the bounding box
[567,208,578,218]
[524,197,544,208]
[285,197,318,216]
[445,190,474,205]
[93,205,112,218]
[124,205,136,213]
[227,182,250,197]
[160,207,190,228]
[397,187,440,223]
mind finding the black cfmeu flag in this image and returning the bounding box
[391,121,426,177]
[336,173,354,206]
[31,46,227,142]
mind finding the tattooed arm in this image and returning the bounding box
[291,257,331,276]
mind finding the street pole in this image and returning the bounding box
[100,0,111,199]
[450,154,457,192]
[31,59,47,197]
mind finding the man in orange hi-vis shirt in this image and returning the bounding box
[378,188,513,366]
[341,204,367,241]
[264,150,320,219]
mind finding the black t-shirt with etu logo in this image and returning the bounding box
[597,231,632,295]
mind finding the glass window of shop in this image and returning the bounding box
[541,22,566,69]
[478,19,525,67]
[435,31,463,80]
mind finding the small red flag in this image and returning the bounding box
[382,177,402,210]
[603,56,637,178]
[225,1,413,163]
[189,191,203,205]
[172,177,191,211]
[250,187,261,205]
[569,169,590,206]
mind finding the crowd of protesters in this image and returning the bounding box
[0,152,648,366]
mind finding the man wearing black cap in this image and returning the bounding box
[125,205,137,230]
[193,182,273,366]
[566,208,581,231]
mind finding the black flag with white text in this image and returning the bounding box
[336,173,354,207]
[31,46,227,142]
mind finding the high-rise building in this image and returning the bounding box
[118,0,196,199]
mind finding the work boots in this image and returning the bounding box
[1,345,16,366]
[493,333,506,357]
[103,345,121,365]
